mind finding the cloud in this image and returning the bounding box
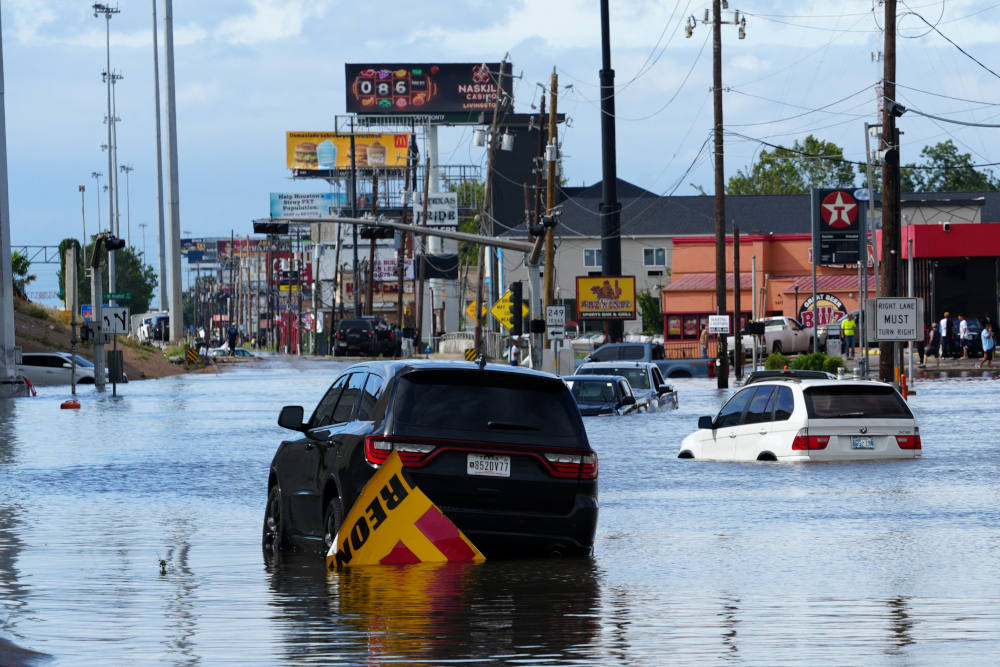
[214,0,331,45]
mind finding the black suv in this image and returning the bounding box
[263,360,598,559]
[332,316,399,357]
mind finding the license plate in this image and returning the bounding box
[467,453,510,477]
[851,436,875,449]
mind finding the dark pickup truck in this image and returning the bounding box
[578,342,714,378]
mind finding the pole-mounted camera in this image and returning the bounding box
[90,232,126,269]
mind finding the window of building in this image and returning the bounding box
[643,247,666,267]
[584,248,602,268]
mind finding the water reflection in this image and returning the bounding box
[160,516,198,662]
[886,596,914,651]
[266,556,602,663]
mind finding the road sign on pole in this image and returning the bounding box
[102,306,130,335]
[708,315,730,334]
[546,305,566,340]
[490,290,530,331]
[866,297,923,341]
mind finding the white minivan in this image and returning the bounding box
[679,379,921,462]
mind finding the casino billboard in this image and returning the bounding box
[345,63,513,114]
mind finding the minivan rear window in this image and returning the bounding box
[804,385,913,419]
[393,370,586,446]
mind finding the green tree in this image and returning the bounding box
[447,180,486,266]
[728,135,856,195]
[637,289,664,334]
[59,240,157,315]
[11,251,35,300]
[855,160,920,194]
[858,140,997,193]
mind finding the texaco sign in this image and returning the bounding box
[811,188,864,266]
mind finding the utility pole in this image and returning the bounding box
[417,157,430,346]
[733,224,742,381]
[687,2,745,389]
[879,0,902,383]
[163,0,184,342]
[473,56,507,356]
[544,69,558,308]
[599,0,623,345]
[151,0,168,313]
[0,9,18,395]
[365,170,378,316]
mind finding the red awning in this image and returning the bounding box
[663,273,754,291]
[784,274,876,292]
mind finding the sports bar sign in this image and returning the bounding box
[576,276,637,321]
[345,63,512,114]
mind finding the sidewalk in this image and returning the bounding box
[839,349,997,378]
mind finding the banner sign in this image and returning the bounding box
[414,192,459,228]
[286,132,410,170]
[811,188,865,266]
[798,292,848,329]
[345,63,512,114]
[270,193,347,219]
[576,276,637,320]
[371,253,414,282]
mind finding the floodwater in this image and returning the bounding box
[2,360,999,664]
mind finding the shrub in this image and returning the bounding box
[790,353,827,370]
[822,355,845,374]
[764,352,790,370]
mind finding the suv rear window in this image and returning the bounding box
[339,319,372,330]
[392,370,585,447]
[579,366,650,389]
[804,385,913,419]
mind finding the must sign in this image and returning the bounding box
[866,298,923,341]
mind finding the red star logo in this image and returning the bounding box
[820,191,858,229]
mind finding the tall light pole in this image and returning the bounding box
[120,164,133,246]
[94,3,119,304]
[686,2,746,389]
[90,171,102,234]
[0,8,19,393]
[151,0,168,313]
[138,222,148,258]
[164,0,184,342]
[79,185,87,264]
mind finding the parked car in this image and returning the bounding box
[564,375,639,416]
[264,360,598,558]
[583,341,665,363]
[653,358,715,379]
[207,347,255,358]
[678,378,921,462]
[962,317,983,357]
[575,361,677,411]
[17,352,124,385]
[332,316,399,357]
[729,316,826,358]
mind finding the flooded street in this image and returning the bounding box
[2,360,1000,664]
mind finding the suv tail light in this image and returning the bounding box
[544,452,598,479]
[791,428,829,450]
[365,436,436,466]
[895,434,922,449]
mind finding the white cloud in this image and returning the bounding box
[214,0,331,45]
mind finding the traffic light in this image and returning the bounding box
[104,235,126,250]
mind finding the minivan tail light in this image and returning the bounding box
[364,436,437,466]
[895,434,922,449]
[544,451,598,479]
[791,429,829,451]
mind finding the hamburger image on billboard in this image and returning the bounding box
[294,141,318,169]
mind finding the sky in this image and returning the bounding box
[4,0,1000,302]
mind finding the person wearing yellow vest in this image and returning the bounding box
[841,313,857,359]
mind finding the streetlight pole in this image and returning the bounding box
[94,3,119,306]
[120,164,133,247]
[138,222,148,258]
[90,171,102,235]
[152,0,168,313]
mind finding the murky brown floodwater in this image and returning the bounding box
[2,359,999,664]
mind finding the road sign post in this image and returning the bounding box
[866,297,923,342]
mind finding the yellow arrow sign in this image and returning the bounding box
[489,290,530,331]
[327,451,485,569]
[465,301,487,320]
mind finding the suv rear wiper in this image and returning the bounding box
[487,421,541,431]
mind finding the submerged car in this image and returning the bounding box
[743,369,836,385]
[575,361,677,411]
[17,351,123,385]
[679,378,920,462]
[564,375,638,416]
[264,360,598,559]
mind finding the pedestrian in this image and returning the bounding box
[978,324,994,369]
[939,311,952,359]
[699,325,709,359]
[958,315,969,359]
[923,322,941,368]
[227,325,238,356]
[508,336,521,366]
[841,313,857,359]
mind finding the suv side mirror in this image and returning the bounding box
[697,415,715,430]
[278,405,305,431]
[620,394,636,406]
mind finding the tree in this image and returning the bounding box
[637,289,664,334]
[728,135,856,195]
[11,251,35,300]
[447,180,486,266]
[59,239,158,315]
[858,140,998,193]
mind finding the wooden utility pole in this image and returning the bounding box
[417,157,430,344]
[396,150,412,327]
[365,170,378,316]
[544,69,558,308]
[879,0,900,383]
[733,225,742,380]
[473,57,507,355]
[712,0,729,388]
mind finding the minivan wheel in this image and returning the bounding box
[756,451,777,462]
[262,486,285,553]
[323,497,345,553]
[678,450,694,459]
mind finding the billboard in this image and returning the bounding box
[286,132,410,170]
[413,192,458,229]
[798,292,847,330]
[270,193,347,219]
[812,188,865,266]
[345,63,511,114]
[576,276,637,321]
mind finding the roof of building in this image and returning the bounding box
[501,179,1000,239]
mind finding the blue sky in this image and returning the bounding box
[4,0,1000,302]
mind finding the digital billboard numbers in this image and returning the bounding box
[811,188,865,266]
[345,63,512,114]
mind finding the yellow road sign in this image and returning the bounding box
[327,451,485,569]
[465,301,487,320]
[489,290,530,331]
[464,348,477,361]
[185,347,201,364]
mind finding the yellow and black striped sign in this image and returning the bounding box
[186,347,201,364]
[464,348,477,361]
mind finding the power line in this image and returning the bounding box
[900,2,1000,81]
[725,83,874,127]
